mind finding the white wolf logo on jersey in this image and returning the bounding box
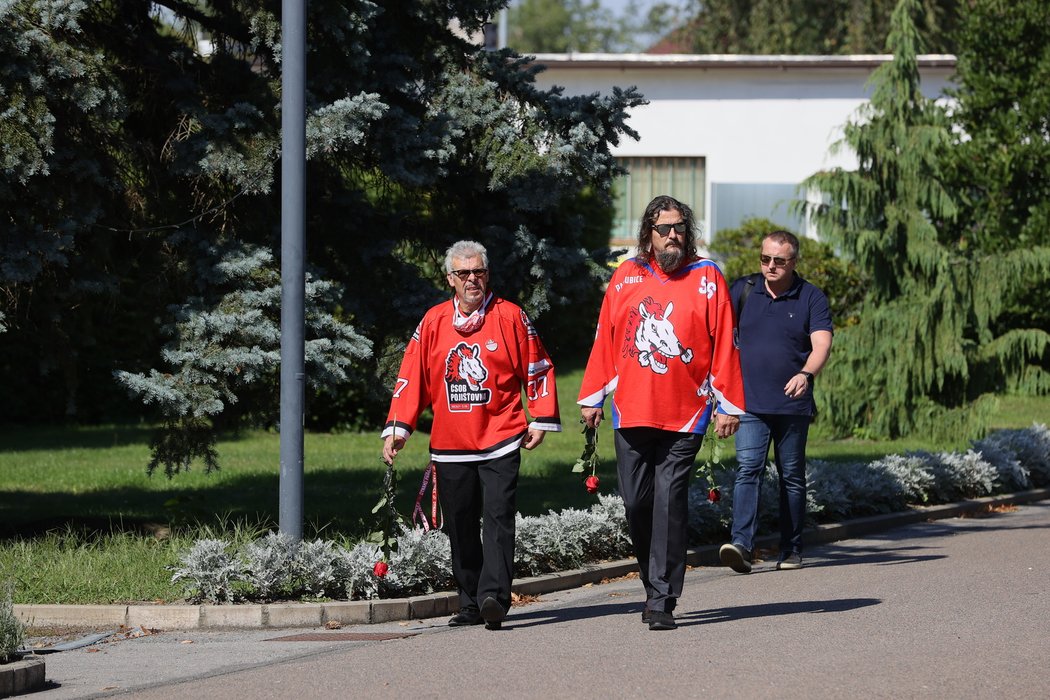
[444,342,491,411]
[623,296,694,375]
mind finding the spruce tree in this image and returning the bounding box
[799,0,1050,441]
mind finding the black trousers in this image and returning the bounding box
[436,450,520,612]
[614,427,702,613]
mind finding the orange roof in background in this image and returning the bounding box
[645,20,699,54]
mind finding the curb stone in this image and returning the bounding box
[11,487,1049,634]
[0,655,45,698]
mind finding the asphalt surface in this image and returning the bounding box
[25,499,1050,699]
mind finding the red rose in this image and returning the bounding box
[585,475,600,494]
[373,561,389,577]
[707,488,721,503]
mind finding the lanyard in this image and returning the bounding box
[412,462,443,531]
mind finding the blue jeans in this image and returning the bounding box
[729,412,811,555]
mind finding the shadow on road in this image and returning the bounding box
[498,594,881,630]
[501,601,642,630]
[679,597,881,626]
[814,542,946,568]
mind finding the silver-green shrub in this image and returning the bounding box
[239,531,297,601]
[0,582,25,664]
[514,496,632,577]
[588,494,633,557]
[923,449,998,502]
[869,453,937,504]
[973,422,1049,487]
[514,504,629,577]
[560,508,617,562]
[807,456,924,520]
[295,539,338,598]
[687,467,735,535]
[969,437,1029,491]
[514,511,584,577]
[334,541,383,600]
[170,538,243,604]
[383,527,452,597]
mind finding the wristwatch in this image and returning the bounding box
[799,371,814,382]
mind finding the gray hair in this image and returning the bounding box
[444,240,489,273]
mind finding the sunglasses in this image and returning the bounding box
[449,268,488,280]
[652,222,688,236]
[760,254,795,267]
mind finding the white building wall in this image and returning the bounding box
[528,54,955,238]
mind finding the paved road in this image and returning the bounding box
[32,501,1050,699]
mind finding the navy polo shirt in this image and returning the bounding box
[731,272,833,416]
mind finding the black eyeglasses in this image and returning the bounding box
[449,268,488,280]
[760,254,795,267]
[652,222,688,236]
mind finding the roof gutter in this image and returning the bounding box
[526,53,957,70]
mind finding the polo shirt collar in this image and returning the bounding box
[762,271,804,299]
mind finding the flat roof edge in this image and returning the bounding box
[526,53,957,69]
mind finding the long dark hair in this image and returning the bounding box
[636,195,698,260]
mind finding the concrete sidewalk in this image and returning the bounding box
[16,496,1050,698]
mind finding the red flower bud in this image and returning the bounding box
[373,561,389,577]
[707,488,721,503]
[585,475,600,494]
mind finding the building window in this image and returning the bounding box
[611,157,706,247]
[710,183,806,239]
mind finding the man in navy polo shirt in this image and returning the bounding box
[719,230,833,573]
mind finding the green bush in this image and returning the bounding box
[709,217,868,329]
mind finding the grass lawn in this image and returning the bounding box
[0,365,617,542]
[1,366,1046,542]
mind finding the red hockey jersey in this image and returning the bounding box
[578,256,745,433]
[382,295,561,461]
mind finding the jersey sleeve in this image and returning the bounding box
[707,267,746,416]
[577,283,618,408]
[519,309,561,432]
[380,320,430,440]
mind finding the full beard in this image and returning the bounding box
[655,245,685,273]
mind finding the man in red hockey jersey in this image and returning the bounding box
[579,195,745,631]
[382,240,561,630]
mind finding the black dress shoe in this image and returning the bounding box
[448,607,483,626]
[641,609,653,623]
[480,596,506,630]
[648,611,677,631]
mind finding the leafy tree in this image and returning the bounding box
[798,0,1050,441]
[946,0,1050,252]
[679,0,960,54]
[942,0,1050,337]
[1,1,644,473]
[708,217,866,330]
[506,0,682,53]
